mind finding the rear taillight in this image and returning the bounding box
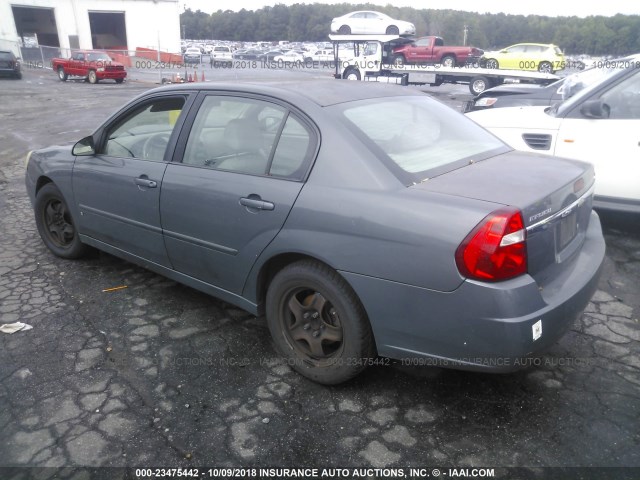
[455,207,527,282]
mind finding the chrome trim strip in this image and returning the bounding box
[526,183,595,233]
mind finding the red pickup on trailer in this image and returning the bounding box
[51,50,127,84]
[392,36,483,67]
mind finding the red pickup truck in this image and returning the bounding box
[392,36,483,67]
[52,51,127,84]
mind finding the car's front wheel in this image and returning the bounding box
[386,25,399,35]
[441,55,456,68]
[34,183,88,259]
[87,70,98,84]
[115,78,124,84]
[266,260,376,385]
[343,68,361,81]
[338,25,351,35]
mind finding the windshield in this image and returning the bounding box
[336,96,509,184]
[558,66,613,100]
[86,52,112,62]
[552,66,626,117]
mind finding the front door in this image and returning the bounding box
[73,95,189,266]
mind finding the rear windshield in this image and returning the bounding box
[0,52,14,60]
[214,47,230,52]
[335,96,509,184]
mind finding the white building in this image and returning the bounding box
[0,0,181,54]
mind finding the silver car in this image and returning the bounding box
[25,81,604,384]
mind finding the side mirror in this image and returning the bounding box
[580,99,610,119]
[72,136,96,156]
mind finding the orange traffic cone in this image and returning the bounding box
[193,70,198,82]
[188,73,193,82]
[201,71,205,82]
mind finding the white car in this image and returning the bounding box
[273,51,304,63]
[211,46,233,66]
[330,11,415,36]
[304,49,335,63]
[183,47,202,64]
[466,57,640,213]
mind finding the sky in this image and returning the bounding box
[182,0,639,18]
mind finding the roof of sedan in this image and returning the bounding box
[150,79,426,107]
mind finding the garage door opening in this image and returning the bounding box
[89,11,128,50]
[11,5,60,47]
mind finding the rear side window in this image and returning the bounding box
[181,95,314,180]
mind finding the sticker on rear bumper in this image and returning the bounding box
[532,320,542,341]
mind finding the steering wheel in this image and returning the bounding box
[141,133,171,160]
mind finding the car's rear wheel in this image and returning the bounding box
[538,61,553,73]
[386,25,399,35]
[485,59,499,69]
[87,70,98,84]
[266,260,376,385]
[58,67,67,81]
[338,25,351,34]
[34,183,88,259]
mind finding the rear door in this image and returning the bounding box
[160,93,318,293]
[73,93,192,266]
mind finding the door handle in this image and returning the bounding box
[134,177,157,188]
[240,197,274,211]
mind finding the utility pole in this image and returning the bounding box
[463,25,468,46]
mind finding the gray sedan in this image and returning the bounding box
[25,81,605,384]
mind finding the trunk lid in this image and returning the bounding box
[414,150,595,283]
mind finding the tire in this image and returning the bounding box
[538,61,553,74]
[392,55,405,67]
[343,68,361,81]
[485,59,499,69]
[115,78,124,84]
[88,70,98,84]
[58,67,67,81]
[34,183,88,259]
[469,75,492,95]
[441,55,456,68]
[386,25,399,35]
[265,260,375,385]
[338,25,351,35]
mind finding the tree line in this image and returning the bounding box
[180,3,640,55]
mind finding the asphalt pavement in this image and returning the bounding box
[0,66,638,479]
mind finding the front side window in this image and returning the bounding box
[600,70,640,119]
[337,96,508,184]
[102,97,185,161]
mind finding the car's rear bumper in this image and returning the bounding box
[593,195,640,214]
[341,211,605,372]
